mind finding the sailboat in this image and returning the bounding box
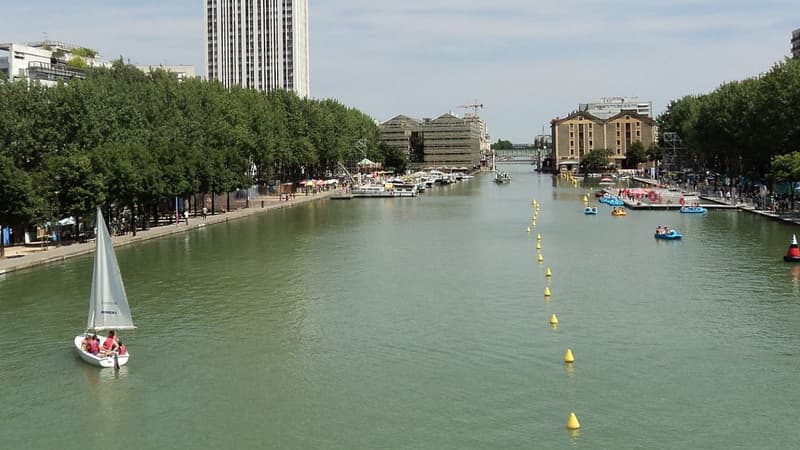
[73,207,135,368]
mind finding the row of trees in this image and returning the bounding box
[656,57,800,183]
[0,61,386,238]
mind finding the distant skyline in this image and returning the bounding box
[3,1,798,142]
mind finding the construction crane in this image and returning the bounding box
[457,100,483,117]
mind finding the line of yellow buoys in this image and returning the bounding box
[529,196,581,436]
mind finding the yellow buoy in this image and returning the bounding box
[566,412,581,430]
[536,242,541,250]
[526,227,531,233]
[537,234,542,241]
[564,348,575,363]
[537,253,544,262]
[549,313,558,324]
[582,195,588,202]
[544,286,551,297]
[546,267,552,277]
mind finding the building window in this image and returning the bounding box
[588,124,593,129]
[636,122,641,128]
[578,116,583,121]
[616,123,620,129]
[570,140,574,147]
[588,132,593,138]
[617,149,621,155]
[616,131,620,137]
[569,123,574,130]
[570,149,574,155]
[636,130,641,137]
[569,132,574,138]
[589,140,593,147]
[617,140,621,145]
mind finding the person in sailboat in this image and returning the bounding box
[118,341,127,356]
[101,330,119,356]
[81,334,92,352]
[87,335,101,355]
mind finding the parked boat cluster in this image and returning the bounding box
[349,169,474,197]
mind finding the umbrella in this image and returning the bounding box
[58,217,76,226]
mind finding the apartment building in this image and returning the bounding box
[204,0,310,97]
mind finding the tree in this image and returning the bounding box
[380,142,407,173]
[491,139,513,150]
[624,141,647,169]
[770,151,800,211]
[581,148,613,173]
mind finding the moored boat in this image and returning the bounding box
[611,207,627,216]
[584,206,598,215]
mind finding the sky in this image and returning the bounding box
[3,0,798,142]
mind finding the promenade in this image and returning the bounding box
[630,176,800,224]
[0,190,334,275]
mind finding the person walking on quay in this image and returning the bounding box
[202,206,208,220]
[183,209,189,225]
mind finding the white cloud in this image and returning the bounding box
[4,0,797,141]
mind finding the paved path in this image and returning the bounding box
[0,191,334,275]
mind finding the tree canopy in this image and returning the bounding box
[0,61,384,229]
[656,57,800,182]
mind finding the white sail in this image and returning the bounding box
[87,207,135,332]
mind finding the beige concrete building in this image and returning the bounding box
[379,115,422,160]
[551,110,656,171]
[379,113,483,170]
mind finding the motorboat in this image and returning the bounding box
[493,172,511,183]
[611,207,627,216]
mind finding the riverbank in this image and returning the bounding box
[0,190,335,275]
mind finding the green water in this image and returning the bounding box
[2,164,800,449]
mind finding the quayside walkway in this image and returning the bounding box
[0,191,334,275]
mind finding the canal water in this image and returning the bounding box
[2,164,800,449]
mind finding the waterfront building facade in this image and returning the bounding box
[379,113,483,170]
[551,110,656,171]
[578,96,652,119]
[204,0,310,97]
[0,41,109,86]
[380,115,422,161]
[792,28,800,59]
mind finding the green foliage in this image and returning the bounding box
[770,151,800,183]
[0,62,380,229]
[624,141,647,169]
[657,57,800,178]
[380,142,408,173]
[71,47,98,58]
[491,139,513,150]
[66,56,88,69]
[581,148,613,173]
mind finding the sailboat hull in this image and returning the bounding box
[73,335,130,368]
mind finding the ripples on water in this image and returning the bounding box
[4,170,800,448]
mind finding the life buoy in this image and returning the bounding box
[679,197,685,206]
[648,191,657,202]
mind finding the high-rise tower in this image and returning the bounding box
[204,0,309,97]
